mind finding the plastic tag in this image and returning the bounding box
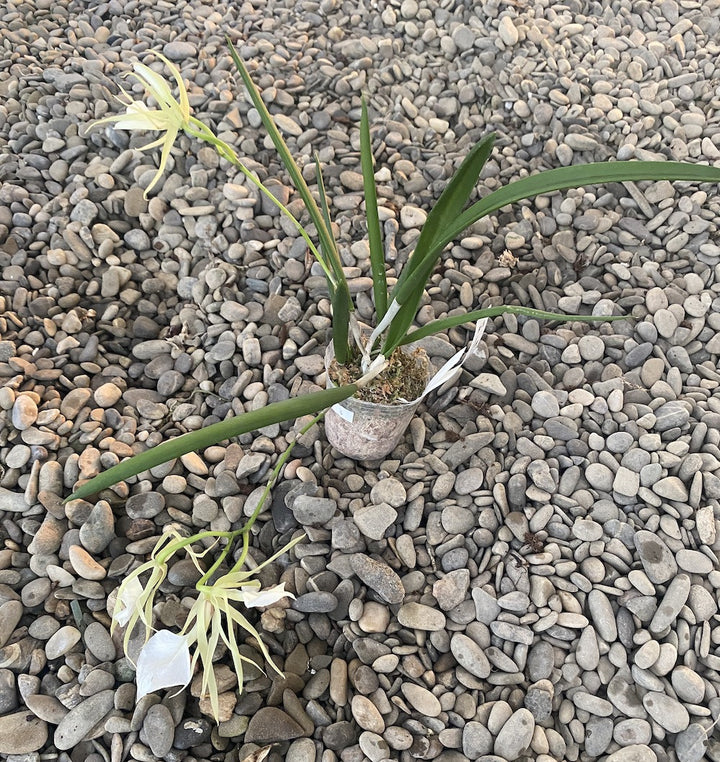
[331,403,354,423]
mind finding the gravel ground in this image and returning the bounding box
[2,0,720,761]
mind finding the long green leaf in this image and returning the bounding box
[226,39,352,362]
[429,161,720,258]
[360,96,387,320]
[314,154,352,362]
[381,133,496,353]
[391,133,496,300]
[398,305,627,345]
[314,153,336,253]
[330,280,351,364]
[65,385,358,503]
[383,159,720,355]
[227,41,338,275]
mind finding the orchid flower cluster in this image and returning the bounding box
[112,527,300,722]
[106,417,317,722]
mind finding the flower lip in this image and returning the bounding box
[136,630,193,701]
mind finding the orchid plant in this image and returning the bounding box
[70,42,720,503]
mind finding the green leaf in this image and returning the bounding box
[360,96,387,320]
[383,159,720,355]
[330,282,351,364]
[226,39,354,363]
[226,39,346,293]
[65,385,358,503]
[397,305,628,346]
[314,153,336,253]
[314,154,352,362]
[382,133,496,353]
[430,160,720,258]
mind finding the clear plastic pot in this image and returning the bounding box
[324,345,427,460]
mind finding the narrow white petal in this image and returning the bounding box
[136,630,192,700]
[132,62,175,109]
[114,577,144,627]
[240,583,295,608]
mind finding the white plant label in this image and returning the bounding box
[331,403,354,423]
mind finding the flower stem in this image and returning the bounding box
[184,118,337,287]
[230,412,325,573]
[154,530,241,567]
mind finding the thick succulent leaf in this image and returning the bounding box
[65,385,358,502]
[360,97,387,320]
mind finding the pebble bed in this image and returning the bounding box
[1,0,720,761]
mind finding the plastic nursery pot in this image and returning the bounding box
[324,345,429,460]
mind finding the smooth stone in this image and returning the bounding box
[649,574,690,634]
[585,716,613,757]
[605,746,657,762]
[671,666,706,704]
[0,601,23,648]
[398,603,446,631]
[676,724,708,762]
[351,695,384,733]
[634,530,677,584]
[462,721,493,759]
[642,691,690,733]
[494,708,535,758]
[45,626,81,660]
[291,496,337,525]
[370,478,406,507]
[292,592,338,613]
[587,589,617,642]
[353,503,397,540]
[79,500,115,553]
[450,634,491,678]
[400,683,441,717]
[244,707,304,743]
[0,710,48,753]
[433,568,470,610]
[143,704,175,757]
[54,690,115,750]
[351,554,405,604]
[68,545,106,580]
[24,694,69,724]
[576,627,600,670]
[613,719,652,746]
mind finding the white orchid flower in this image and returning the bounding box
[136,630,193,701]
[111,526,302,723]
[88,52,192,197]
[111,530,212,657]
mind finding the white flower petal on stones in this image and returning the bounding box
[113,576,144,627]
[236,582,294,608]
[136,630,193,701]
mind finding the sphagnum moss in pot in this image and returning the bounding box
[69,39,720,499]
